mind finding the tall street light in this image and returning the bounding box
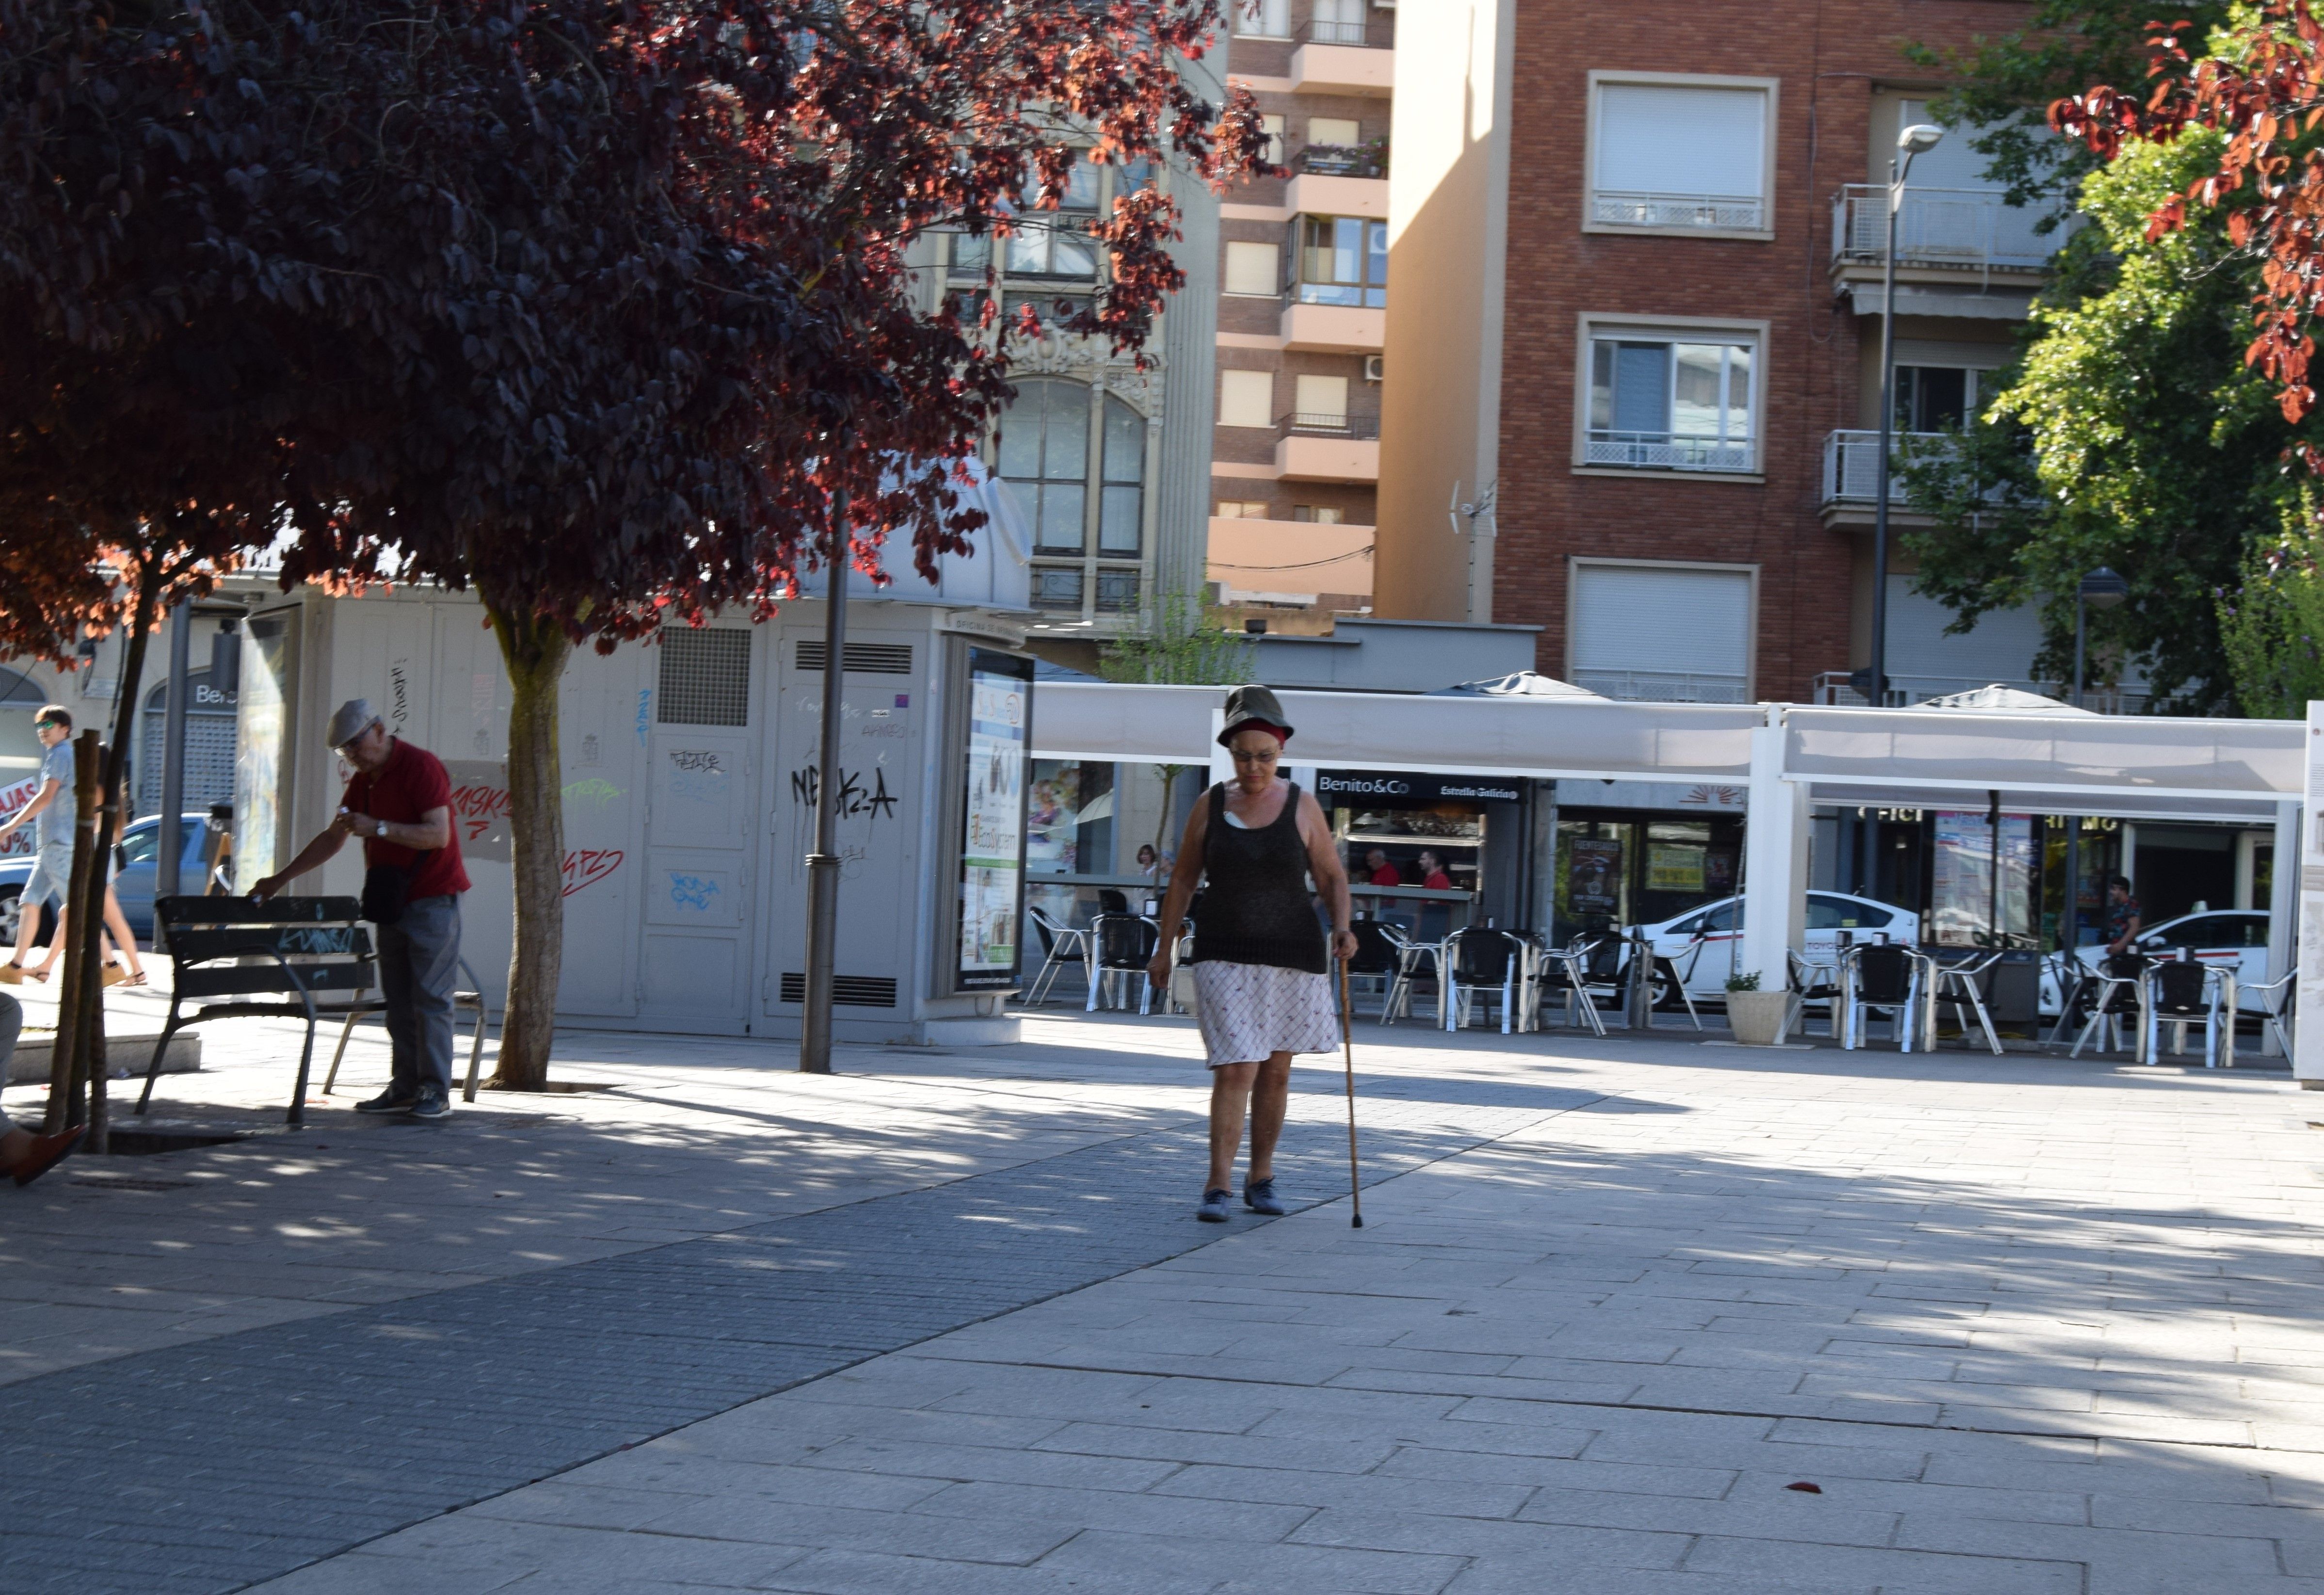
[1863,121,1945,711]
[2061,564,2129,951]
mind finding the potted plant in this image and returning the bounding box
[1724,971,1793,1047]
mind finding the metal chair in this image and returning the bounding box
[1927,949,2004,1055]
[1576,930,1628,1019]
[1024,906,1090,1007]
[2145,954,2228,1068]
[2242,968,2296,1061]
[1534,935,1607,1037]
[2070,952,2148,1059]
[1381,930,1442,1026]
[1346,920,1408,1020]
[2044,951,2091,1048]
[1444,926,1523,1033]
[1785,948,1839,1040]
[1841,942,1925,1050]
[1085,913,1159,1014]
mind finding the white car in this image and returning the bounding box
[2039,909,2278,1016]
[1626,890,1921,1004]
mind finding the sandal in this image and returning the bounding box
[120,970,147,987]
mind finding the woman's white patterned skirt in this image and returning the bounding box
[1189,960,1340,1067]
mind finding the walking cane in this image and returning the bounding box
[1337,955,1363,1229]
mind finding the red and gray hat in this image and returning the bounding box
[1218,684,1294,747]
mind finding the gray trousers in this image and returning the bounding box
[0,990,18,1131]
[376,894,461,1097]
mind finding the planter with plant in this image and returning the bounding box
[1724,971,1793,1046]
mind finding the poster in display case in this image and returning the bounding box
[955,648,1032,990]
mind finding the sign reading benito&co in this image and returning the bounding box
[1314,769,1525,806]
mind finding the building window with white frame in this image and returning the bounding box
[1569,562,1755,704]
[1236,0,1289,37]
[1589,77,1772,235]
[1586,328,1757,473]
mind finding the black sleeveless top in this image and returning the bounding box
[1189,781,1327,974]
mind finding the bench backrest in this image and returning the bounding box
[155,896,375,1001]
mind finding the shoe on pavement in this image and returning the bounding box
[1197,1188,1233,1223]
[354,1090,419,1115]
[13,1124,85,1188]
[1243,1177,1287,1216]
[408,1089,452,1121]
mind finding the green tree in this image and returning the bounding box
[2219,496,2324,718]
[1900,129,2302,709]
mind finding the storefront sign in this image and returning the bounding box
[1317,769,1525,806]
[1555,779,1747,813]
[1647,843,1706,892]
[956,650,1032,990]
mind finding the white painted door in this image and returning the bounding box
[639,628,760,1030]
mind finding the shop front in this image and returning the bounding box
[1550,779,1746,944]
[1314,767,1531,937]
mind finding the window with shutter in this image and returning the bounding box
[1589,77,1772,234]
[1584,325,1758,472]
[1224,242,1281,297]
[1569,563,1754,703]
[1218,370,1275,429]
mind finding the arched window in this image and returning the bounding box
[1098,396,1145,556]
[998,379,1090,555]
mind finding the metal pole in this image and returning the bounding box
[799,487,850,1075]
[1868,157,1906,710]
[156,601,191,903]
[2064,595,2085,951]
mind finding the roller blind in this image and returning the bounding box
[1595,83,1767,199]
[1571,564,1753,702]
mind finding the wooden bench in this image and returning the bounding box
[138,896,490,1127]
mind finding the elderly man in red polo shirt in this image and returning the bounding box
[252,699,471,1120]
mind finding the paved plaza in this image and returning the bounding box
[2,979,2322,1593]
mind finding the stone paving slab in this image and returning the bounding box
[210,1014,2324,1595]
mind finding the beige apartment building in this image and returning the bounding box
[1206,0,1394,619]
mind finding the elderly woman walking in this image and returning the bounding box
[1149,686,1356,1223]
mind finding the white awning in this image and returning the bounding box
[1032,682,2304,809]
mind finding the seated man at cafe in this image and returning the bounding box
[1362,847,1401,887]
[1415,850,1452,891]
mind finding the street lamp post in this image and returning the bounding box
[1864,122,1945,712]
[1853,123,1943,902]
[800,485,852,1076]
[2061,565,2129,950]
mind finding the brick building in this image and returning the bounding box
[1373,0,2056,706]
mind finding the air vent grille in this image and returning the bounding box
[795,641,914,675]
[657,628,751,725]
[778,972,900,1007]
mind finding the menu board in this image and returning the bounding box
[956,649,1032,989]
[1567,836,1624,915]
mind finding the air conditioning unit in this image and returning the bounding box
[1362,354,1385,383]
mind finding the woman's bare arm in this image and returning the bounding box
[1146,790,1210,984]
[1298,789,1358,961]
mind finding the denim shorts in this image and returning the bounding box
[20,843,71,910]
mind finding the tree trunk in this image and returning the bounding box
[483,597,571,1091]
[82,573,158,1151]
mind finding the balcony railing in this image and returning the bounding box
[1304,16,1392,47]
[1570,668,1750,705]
[1281,411,1381,440]
[1821,429,2020,507]
[1584,430,1752,473]
[1591,190,1765,233]
[1830,186,2068,274]
[1291,144,1386,179]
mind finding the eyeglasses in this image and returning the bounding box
[1228,747,1279,763]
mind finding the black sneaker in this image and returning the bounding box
[355,1090,419,1115]
[1243,1177,1287,1216]
[408,1089,451,1121]
[1197,1188,1233,1223]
